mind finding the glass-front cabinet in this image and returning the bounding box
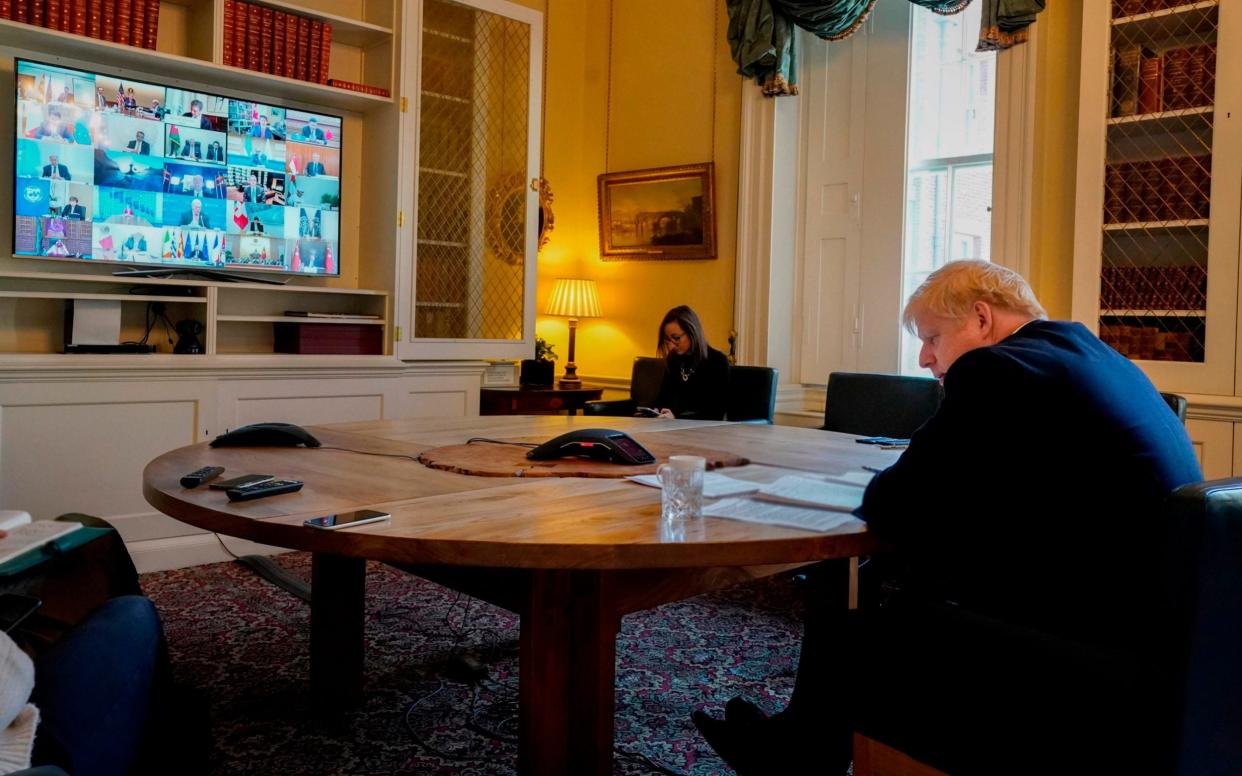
[396,0,542,359]
[1073,1,1242,395]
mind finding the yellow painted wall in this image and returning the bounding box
[1028,1,1082,320]
[535,0,739,380]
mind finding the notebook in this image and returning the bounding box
[0,521,83,566]
[625,472,761,498]
[702,497,864,533]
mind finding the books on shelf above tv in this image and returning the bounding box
[0,0,393,104]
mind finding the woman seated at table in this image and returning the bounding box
[652,305,729,420]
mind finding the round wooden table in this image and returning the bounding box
[143,415,896,776]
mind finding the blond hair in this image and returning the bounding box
[903,260,1047,334]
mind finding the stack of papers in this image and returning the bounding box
[822,470,874,487]
[626,472,760,498]
[754,475,865,512]
[703,498,863,533]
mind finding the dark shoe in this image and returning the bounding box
[692,709,767,775]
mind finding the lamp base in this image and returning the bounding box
[557,377,583,389]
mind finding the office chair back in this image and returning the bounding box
[1162,392,1188,424]
[582,356,666,417]
[853,476,1242,776]
[822,372,943,438]
[725,365,778,424]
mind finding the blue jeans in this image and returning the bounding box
[32,596,162,776]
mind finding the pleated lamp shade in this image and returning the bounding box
[545,278,602,319]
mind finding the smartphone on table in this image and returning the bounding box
[210,474,274,490]
[303,509,391,530]
[634,407,661,418]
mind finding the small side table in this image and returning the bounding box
[479,385,604,416]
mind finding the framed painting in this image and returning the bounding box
[597,162,715,260]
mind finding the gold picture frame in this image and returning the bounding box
[597,162,716,261]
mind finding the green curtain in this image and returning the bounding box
[727,0,1041,96]
[978,0,1046,51]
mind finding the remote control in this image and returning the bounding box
[226,478,304,502]
[180,466,225,488]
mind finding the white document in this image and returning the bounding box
[0,521,82,566]
[702,497,864,533]
[821,471,874,488]
[0,511,32,532]
[754,475,865,512]
[626,472,761,498]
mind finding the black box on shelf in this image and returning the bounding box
[273,322,383,355]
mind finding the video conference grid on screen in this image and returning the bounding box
[14,59,343,275]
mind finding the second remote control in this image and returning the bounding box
[226,479,304,502]
[181,466,225,488]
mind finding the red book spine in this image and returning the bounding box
[284,13,298,79]
[222,0,235,66]
[27,0,45,27]
[258,6,272,73]
[143,0,156,47]
[245,3,260,72]
[85,0,100,36]
[0,0,11,20]
[308,20,322,85]
[45,0,60,30]
[71,0,86,34]
[13,0,25,22]
[233,0,247,68]
[272,10,286,77]
[114,0,131,44]
[59,0,71,29]
[295,16,309,81]
[1138,52,1162,114]
[318,22,331,84]
[99,0,113,40]
[130,0,145,46]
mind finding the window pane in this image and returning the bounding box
[907,2,995,162]
[950,163,992,260]
[901,3,996,375]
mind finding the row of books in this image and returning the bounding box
[1101,265,1207,311]
[326,79,390,98]
[1114,43,1216,117]
[1099,324,1198,362]
[0,0,159,49]
[1112,0,1202,16]
[224,0,331,85]
[1103,155,1211,224]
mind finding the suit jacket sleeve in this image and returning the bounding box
[859,348,1022,547]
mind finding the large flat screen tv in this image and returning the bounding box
[13,58,342,276]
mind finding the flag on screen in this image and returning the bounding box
[177,230,185,258]
[324,244,334,274]
[291,241,301,272]
[232,200,248,231]
[161,230,172,258]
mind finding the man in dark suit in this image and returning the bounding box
[125,130,150,156]
[242,174,265,204]
[59,196,86,220]
[42,155,71,180]
[305,151,326,177]
[299,116,327,143]
[183,99,214,130]
[693,260,1204,775]
[180,198,210,229]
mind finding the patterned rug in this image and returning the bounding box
[141,553,807,775]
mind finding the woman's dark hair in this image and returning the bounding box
[657,305,710,365]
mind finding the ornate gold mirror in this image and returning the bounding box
[486,175,554,266]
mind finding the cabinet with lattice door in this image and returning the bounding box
[395,0,542,360]
[1072,0,1242,396]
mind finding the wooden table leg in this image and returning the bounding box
[518,570,619,776]
[310,553,366,707]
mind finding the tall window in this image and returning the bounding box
[900,2,996,375]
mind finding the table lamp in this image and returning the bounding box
[544,278,601,388]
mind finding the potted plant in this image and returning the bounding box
[520,337,556,386]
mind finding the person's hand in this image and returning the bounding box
[657,408,675,420]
